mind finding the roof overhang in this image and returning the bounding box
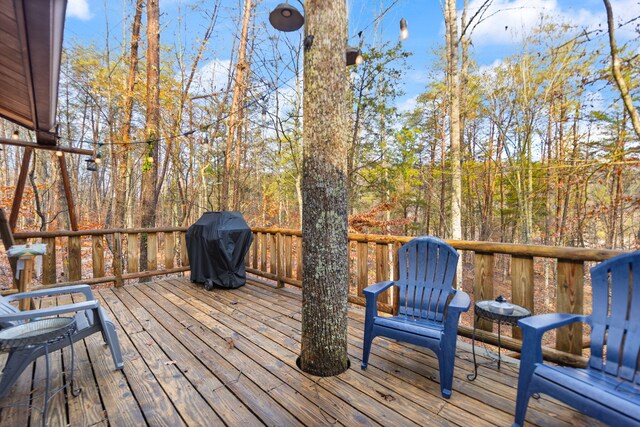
[0,0,67,145]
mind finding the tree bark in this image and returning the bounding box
[139,0,160,278]
[299,0,349,377]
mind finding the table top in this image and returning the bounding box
[474,300,531,325]
[0,317,76,350]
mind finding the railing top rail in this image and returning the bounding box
[14,225,624,262]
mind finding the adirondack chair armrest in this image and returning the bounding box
[447,290,470,313]
[363,281,395,299]
[6,284,95,302]
[363,281,395,319]
[518,313,586,338]
[0,300,100,322]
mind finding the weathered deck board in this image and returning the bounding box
[0,277,605,427]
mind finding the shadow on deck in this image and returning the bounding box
[0,277,603,426]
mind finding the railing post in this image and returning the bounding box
[148,232,158,271]
[356,242,368,297]
[511,255,534,339]
[270,233,277,278]
[68,236,82,282]
[474,252,494,332]
[260,232,267,272]
[164,231,175,269]
[92,235,105,278]
[295,235,302,280]
[375,243,390,304]
[127,233,139,273]
[180,232,189,267]
[113,232,124,287]
[556,259,584,355]
[392,241,401,315]
[284,234,293,279]
[42,236,57,285]
[252,232,258,270]
[275,233,284,288]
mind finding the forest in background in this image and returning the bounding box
[0,0,638,251]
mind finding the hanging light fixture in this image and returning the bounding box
[85,158,97,171]
[346,46,362,66]
[269,3,304,32]
[94,153,102,164]
[202,136,209,146]
[11,130,19,140]
[400,18,409,41]
[55,148,63,157]
[355,51,364,65]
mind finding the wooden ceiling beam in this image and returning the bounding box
[0,136,93,156]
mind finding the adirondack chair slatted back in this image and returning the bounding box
[589,252,640,384]
[397,237,459,322]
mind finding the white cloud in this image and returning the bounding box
[466,0,640,46]
[192,59,232,96]
[397,95,418,113]
[66,0,93,21]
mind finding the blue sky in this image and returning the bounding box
[64,0,640,111]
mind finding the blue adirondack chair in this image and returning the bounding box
[361,236,470,398]
[0,285,124,399]
[513,251,640,426]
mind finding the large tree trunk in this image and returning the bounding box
[114,0,143,230]
[299,0,349,377]
[221,0,253,211]
[445,0,462,285]
[139,0,160,277]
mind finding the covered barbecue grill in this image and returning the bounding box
[186,211,253,290]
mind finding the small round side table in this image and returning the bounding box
[0,317,81,426]
[467,299,531,381]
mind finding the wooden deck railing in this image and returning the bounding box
[6,225,625,367]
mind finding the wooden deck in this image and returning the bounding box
[0,277,603,426]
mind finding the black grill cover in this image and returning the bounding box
[186,211,253,290]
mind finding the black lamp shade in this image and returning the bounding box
[346,46,361,66]
[269,3,304,32]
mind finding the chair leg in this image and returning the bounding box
[103,321,124,370]
[438,350,454,399]
[513,384,532,427]
[0,348,35,400]
[361,330,374,370]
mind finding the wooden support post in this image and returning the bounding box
[9,147,33,231]
[42,237,57,285]
[356,242,368,297]
[295,236,302,280]
[375,243,390,304]
[260,233,267,272]
[511,255,534,339]
[92,235,105,278]
[17,254,34,310]
[392,241,401,315]
[127,233,139,273]
[556,259,584,355]
[180,232,189,267]
[113,232,124,287]
[284,234,293,278]
[57,153,79,231]
[270,233,277,276]
[252,232,258,269]
[275,233,284,288]
[68,236,82,281]
[474,252,494,332]
[164,232,175,269]
[147,232,158,271]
